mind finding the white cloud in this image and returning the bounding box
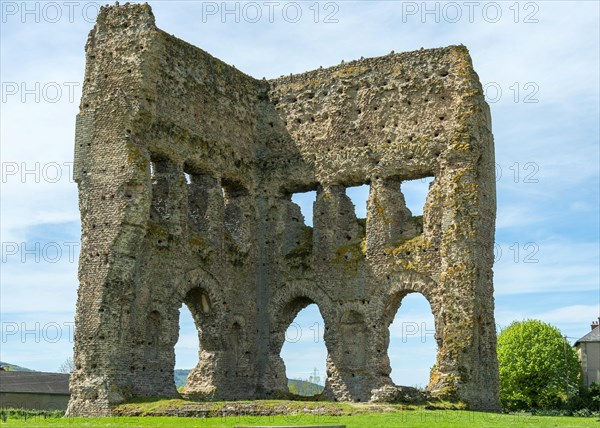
[535,305,600,325]
[494,240,599,295]
[496,305,600,328]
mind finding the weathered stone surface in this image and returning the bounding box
[370,385,427,404]
[67,3,499,416]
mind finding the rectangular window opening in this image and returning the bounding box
[400,176,435,216]
[291,191,317,227]
[345,184,370,220]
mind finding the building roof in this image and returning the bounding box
[575,326,600,345]
[0,372,69,395]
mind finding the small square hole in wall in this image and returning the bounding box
[345,184,370,220]
[291,191,317,226]
[184,172,191,184]
[400,177,434,216]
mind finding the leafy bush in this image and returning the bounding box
[567,382,600,412]
[0,408,64,421]
[497,320,582,411]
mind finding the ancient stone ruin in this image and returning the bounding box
[67,3,499,416]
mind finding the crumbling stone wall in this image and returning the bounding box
[67,3,499,416]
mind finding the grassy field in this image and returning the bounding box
[0,410,596,427]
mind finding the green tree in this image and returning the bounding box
[497,319,582,410]
[288,381,299,395]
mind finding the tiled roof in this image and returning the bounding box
[0,372,69,395]
[575,326,600,345]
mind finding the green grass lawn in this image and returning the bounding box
[0,411,596,427]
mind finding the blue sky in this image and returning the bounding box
[1,1,598,388]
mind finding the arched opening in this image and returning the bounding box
[388,292,437,389]
[280,302,327,396]
[174,288,210,393]
[174,304,199,392]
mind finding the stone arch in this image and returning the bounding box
[180,268,224,311]
[278,300,328,397]
[379,270,440,326]
[386,291,437,389]
[179,287,211,353]
[267,283,334,394]
[175,268,228,397]
[270,282,335,343]
[378,271,442,392]
[176,270,226,351]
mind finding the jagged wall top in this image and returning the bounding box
[68,3,498,416]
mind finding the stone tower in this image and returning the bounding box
[67,3,499,416]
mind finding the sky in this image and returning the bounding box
[1,1,598,389]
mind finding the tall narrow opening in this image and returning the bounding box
[174,304,200,393]
[291,190,317,226]
[400,177,434,216]
[280,303,327,396]
[388,292,436,389]
[174,288,210,393]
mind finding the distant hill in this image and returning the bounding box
[174,369,323,396]
[0,361,36,372]
[174,369,189,388]
[0,364,323,395]
[0,363,322,395]
[288,378,324,396]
